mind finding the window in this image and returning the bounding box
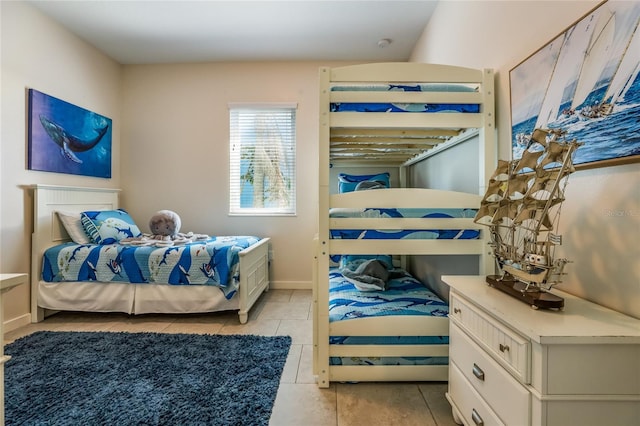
[229,103,296,215]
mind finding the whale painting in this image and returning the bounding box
[28,89,112,178]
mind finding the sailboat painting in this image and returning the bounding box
[510,0,640,168]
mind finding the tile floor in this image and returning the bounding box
[4,289,458,426]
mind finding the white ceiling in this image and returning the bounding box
[27,0,439,64]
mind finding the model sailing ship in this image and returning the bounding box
[475,128,581,309]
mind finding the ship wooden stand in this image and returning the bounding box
[486,275,564,310]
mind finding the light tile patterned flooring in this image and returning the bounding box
[4,289,458,426]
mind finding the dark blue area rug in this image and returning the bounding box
[5,331,291,426]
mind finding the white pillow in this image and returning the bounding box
[56,211,92,244]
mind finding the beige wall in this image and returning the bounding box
[1,2,122,328]
[411,0,639,319]
[2,0,637,328]
[120,61,355,288]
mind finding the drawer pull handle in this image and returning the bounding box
[453,307,461,314]
[471,408,484,426]
[499,343,510,353]
[472,363,485,381]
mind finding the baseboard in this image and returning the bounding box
[269,281,311,290]
[4,313,32,333]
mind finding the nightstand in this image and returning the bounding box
[1,273,27,426]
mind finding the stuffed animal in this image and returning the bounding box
[120,210,208,247]
[149,210,181,237]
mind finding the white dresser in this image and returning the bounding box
[443,275,640,426]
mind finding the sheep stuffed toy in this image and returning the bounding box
[120,210,208,247]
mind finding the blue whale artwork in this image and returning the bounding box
[28,89,112,178]
[38,115,109,164]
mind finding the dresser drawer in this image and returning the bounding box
[449,362,505,426]
[450,293,530,383]
[450,323,530,426]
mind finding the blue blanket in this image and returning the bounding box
[328,268,449,366]
[330,82,480,114]
[42,236,261,299]
[330,102,479,113]
[329,268,448,322]
[329,207,480,240]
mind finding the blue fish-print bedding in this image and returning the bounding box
[329,207,480,240]
[41,236,261,299]
[331,83,479,92]
[330,103,479,113]
[330,82,480,114]
[329,268,448,322]
[328,268,449,366]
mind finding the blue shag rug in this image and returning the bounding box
[4,331,291,426]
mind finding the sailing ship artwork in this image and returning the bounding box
[510,0,640,167]
[475,128,581,310]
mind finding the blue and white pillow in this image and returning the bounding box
[338,172,390,193]
[81,209,142,245]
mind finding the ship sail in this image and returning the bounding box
[534,18,596,129]
[573,4,640,118]
[603,20,640,107]
[570,8,616,111]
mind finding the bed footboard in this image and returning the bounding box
[317,315,449,387]
[237,237,270,324]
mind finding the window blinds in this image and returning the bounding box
[229,104,296,215]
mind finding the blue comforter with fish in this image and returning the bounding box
[330,82,480,113]
[329,268,448,322]
[329,207,480,240]
[328,268,449,366]
[41,236,261,299]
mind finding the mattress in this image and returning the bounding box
[329,207,480,240]
[328,267,448,366]
[330,83,479,92]
[330,82,480,113]
[41,236,261,299]
[330,103,480,113]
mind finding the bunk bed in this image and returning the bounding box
[30,185,270,324]
[314,63,496,387]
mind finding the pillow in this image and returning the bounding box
[355,180,387,191]
[338,172,390,193]
[81,209,142,245]
[339,254,393,271]
[56,211,92,244]
[341,259,391,292]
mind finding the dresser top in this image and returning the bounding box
[0,273,27,292]
[444,275,640,344]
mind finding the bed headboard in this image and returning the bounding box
[30,185,121,322]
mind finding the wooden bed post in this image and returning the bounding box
[316,66,332,388]
[479,68,497,276]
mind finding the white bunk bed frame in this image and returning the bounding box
[30,185,270,324]
[314,63,496,387]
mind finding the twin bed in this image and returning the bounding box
[30,185,270,324]
[314,63,496,387]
